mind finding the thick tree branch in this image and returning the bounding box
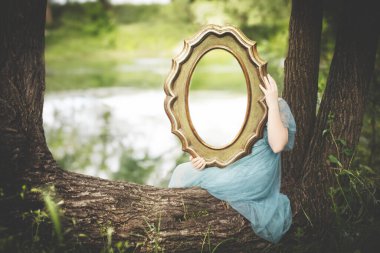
[283,0,323,183]
[21,164,273,252]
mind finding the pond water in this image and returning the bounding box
[43,87,246,186]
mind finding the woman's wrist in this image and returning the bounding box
[267,99,279,110]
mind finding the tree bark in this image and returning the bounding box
[0,0,49,191]
[20,166,270,252]
[282,0,323,184]
[0,0,379,252]
[300,0,379,227]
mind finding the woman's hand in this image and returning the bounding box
[259,73,279,109]
[259,73,288,153]
[189,155,206,170]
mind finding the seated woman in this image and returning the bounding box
[167,74,297,244]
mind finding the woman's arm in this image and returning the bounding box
[259,74,288,153]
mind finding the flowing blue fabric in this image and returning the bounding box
[167,97,297,244]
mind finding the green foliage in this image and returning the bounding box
[267,111,379,253]
[112,148,158,184]
[219,0,291,27]
[326,163,379,252]
[45,0,292,93]
[50,2,116,36]
[0,184,140,253]
[200,223,236,253]
[356,49,380,170]
[45,109,98,171]
[0,185,64,252]
[323,113,379,252]
[43,189,63,243]
[142,215,164,253]
[112,4,163,24]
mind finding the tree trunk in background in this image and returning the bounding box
[0,0,379,252]
[282,0,323,185]
[46,0,53,25]
[98,0,112,10]
[300,0,379,227]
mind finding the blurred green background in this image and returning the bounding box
[45,0,291,93]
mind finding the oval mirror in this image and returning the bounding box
[188,49,247,148]
[164,24,268,168]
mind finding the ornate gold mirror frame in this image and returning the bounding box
[164,24,268,168]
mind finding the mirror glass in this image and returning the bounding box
[188,49,247,148]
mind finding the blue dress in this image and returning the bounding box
[168,97,297,244]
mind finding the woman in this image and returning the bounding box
[168,74,297,244]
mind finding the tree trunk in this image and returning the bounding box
[0,0,379,252]
[46,0,53,25]
[283,0,323,184]
[0,0,49,192]
[300,0,379,227]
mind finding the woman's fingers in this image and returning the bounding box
[267,74,277,91]
[266,75,275,91]
[266,75,271,88]
[260,74,279,108]
[190,156,199,164]
[196,159,206,170]
[262,75,270,89]
[198,160,206,170]
[261,74,275,94]
[193,157,203,168]
[191,156,206,170]
[259,84,267,95]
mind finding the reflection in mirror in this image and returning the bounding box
[188,49,247,148]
